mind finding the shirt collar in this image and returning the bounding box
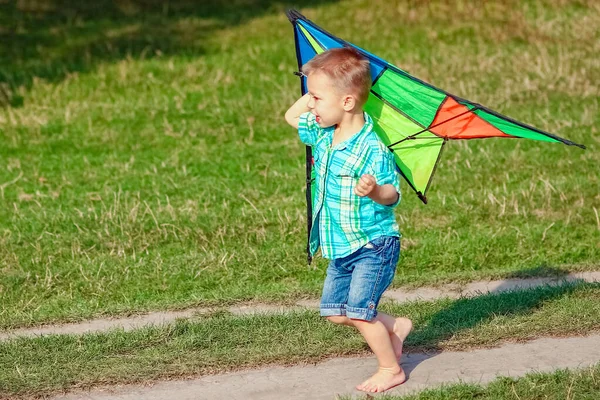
[331,112,373,151]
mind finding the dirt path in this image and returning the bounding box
[51,333,600,400]
[2,271,598,341]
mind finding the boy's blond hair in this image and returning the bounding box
[302,47,371,107]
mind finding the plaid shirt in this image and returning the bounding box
[298,112,401,259]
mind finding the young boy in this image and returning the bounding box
[284,47,413,393]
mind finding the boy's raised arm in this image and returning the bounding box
[284,93,311,129]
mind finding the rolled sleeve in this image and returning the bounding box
[298,112,321,146]
[370,149,401,208]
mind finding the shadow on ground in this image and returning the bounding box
[398,274,596,379]
[502,265,570,280]
[0,0,337,106]
[487,265,579,294]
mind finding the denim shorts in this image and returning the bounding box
[320,236,400,321]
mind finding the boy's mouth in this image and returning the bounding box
[315,116,321,123]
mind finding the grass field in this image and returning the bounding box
[1,1,599,398]
[0,0,598,329]
[1,282,598,397]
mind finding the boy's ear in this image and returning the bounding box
[342,94,357,111]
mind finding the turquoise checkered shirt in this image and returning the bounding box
[298,111,401,260]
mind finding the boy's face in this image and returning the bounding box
[306,71,346,128]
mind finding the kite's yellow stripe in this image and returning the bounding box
[299,25,325,54]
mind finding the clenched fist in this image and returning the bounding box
[354,174,378,197]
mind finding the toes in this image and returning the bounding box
[362,381,374,392]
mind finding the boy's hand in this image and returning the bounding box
[354,174,377,197]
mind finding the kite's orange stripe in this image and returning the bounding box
[430,97,512,139]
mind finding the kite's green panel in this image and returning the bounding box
[365,94,443,194]
[475,109,561,143]
[372,70,446,128]
[390,137,444,195]
[287,9,584,204]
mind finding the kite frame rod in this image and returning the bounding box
[387,105,480,148]
[289,9,585,150]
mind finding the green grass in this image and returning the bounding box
[342,364,600,400]
[0,282,598,398]
[1,0,599,328]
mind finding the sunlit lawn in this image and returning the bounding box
[0,0,599,328]
[1,281,598,397]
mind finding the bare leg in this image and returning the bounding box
[327,314,412,362]
[325,315,354,327]
[351,318,406,392]
[373,313,413,362]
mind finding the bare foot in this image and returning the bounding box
[390,317,412,362]
[356,366,406,393]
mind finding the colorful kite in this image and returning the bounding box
[286,9,585,263]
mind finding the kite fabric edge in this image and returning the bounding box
[285,9,585,264]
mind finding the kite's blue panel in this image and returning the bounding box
[298,20,342,51]
[296,25,317,65]
[351,45,386,81]
[296,25,315,94]
[297,20,385,82]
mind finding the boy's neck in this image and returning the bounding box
[332,110,365,146]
